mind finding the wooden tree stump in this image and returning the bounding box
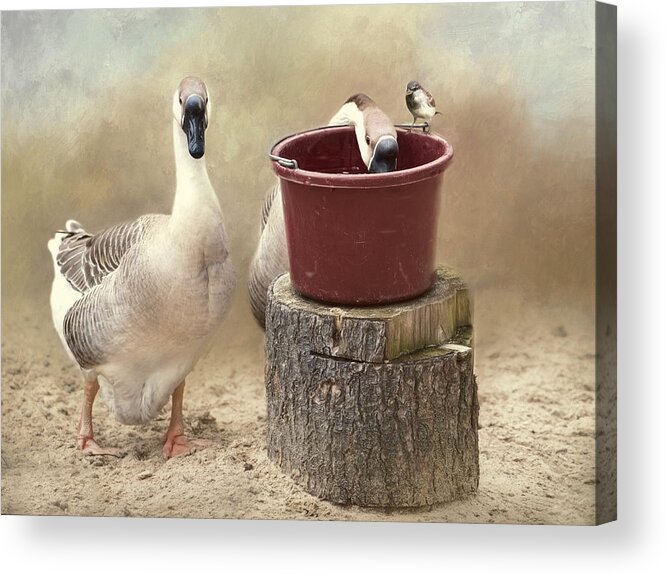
[265,267,479,508]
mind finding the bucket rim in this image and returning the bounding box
[270,125,454,189]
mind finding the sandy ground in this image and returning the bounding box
[1,295,596,525]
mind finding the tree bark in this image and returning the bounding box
[265,267,479,507]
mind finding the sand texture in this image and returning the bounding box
[1,297,596,524]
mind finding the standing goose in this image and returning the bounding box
[248,93,397,326]
[48,77,235,459]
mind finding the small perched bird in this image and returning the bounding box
[248,93,398,326]
[48,77,235,459]
[405,80,441,132]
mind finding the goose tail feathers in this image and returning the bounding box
[48,218,86,268]
[66,219,85,233]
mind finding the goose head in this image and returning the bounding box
[172,76,210,159]
[329,93,398,174]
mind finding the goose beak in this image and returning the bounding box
[368,136,398,173]
[182,94,207,159]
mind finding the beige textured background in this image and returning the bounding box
[1,3,600,523]
[2,3,595,338]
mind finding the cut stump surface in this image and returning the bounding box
[265,267,479,508]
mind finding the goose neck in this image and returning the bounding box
[170,120,221,229]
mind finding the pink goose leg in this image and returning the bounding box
[76,379,125,457]
[162,380,211,459]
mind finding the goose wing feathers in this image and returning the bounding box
[248,183,290,327]
[57,214,166,369]
[260,182,280,234]
[63,282,116,369]
[56,214,162,293]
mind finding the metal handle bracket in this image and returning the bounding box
[269,154,299,170]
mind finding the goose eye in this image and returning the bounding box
[179,97,182,104]
[365,135,371,145]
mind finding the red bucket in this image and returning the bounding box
[270,125,453,306]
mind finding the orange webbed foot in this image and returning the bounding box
[77,435,126,457]
[162,434,212,460]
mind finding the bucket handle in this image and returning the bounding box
[394,123,430,131]
[268,153,299,170]
[324,123,430,131]
[268,123,430,170]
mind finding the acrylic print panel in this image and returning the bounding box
[0,2,616,524]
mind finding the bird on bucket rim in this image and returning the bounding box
[247,93,399,327]
[405,80,441,133]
